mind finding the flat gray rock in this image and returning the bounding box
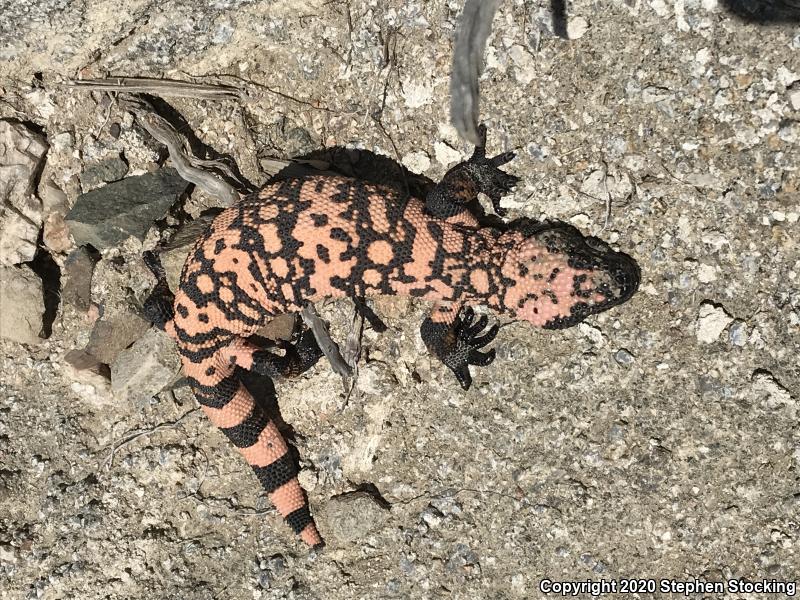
[86,312,151,365]
[61,247,97,312]
[79,154,129,191]
[66,168,188,250]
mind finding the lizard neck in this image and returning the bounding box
[434,225,511,309]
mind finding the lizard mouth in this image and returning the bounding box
[578,233,641,308]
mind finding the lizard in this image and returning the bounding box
[141,125,640,549]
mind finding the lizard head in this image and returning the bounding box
[496,220,640,328]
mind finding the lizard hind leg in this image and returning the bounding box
[189,349,323,548]
[142,250,176,335]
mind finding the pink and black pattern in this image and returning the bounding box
[143,125,640,548]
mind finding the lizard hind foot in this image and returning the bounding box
[141,250,176,333]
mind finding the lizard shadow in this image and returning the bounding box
[548,0,799,26]
[270,145,506,230]
[719,0,800,22]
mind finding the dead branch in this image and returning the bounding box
[66,77,241,100]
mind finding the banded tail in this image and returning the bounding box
[142,250,324,548]
[191,377,323,548]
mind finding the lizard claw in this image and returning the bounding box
[446,307,499,390]
[466,125,519,218]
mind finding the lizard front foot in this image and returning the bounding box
[426,123,519,220]
[421,306,499,390]
[465,124,519,217]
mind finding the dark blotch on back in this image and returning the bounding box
[311,213,328,227]
[316,244,331,264]
[330,227,351,243]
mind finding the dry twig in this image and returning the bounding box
[301,304,352,377]
[118,95,241,205]
[66,77,241,100]
[450,0,501,145]
[103,407,200,470]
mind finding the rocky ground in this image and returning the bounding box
[1,1,799,598]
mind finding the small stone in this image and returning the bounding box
[420,505,443,528]
[778,122,799,144]
[256,313,296,342]
[433,142,462,167]
[66,168,189,250]
[566,16,590,39]
[697,264,717,283]
[402,79,434,109]
[63,349,112,399]
[614,349,635,366]
[437,123,461,147]
[79,154,129,191]
[695,48,712,65]
[24,89,56,120]
[683,173,720,189]
[580,169,607,199]
[401,151,431,174]
[111,328,181,403]
[728,320,747,347]
[86,313,151,364]
[0,544,18,565]
[41,181,72,254]
[777,66,799,88]
[578,322,604,346]
[788,88,800,111]
[650,0,669,17]
[357,363,390,395]
[751,370,795,408]
[61,247,98,312]
[51,132,74,152]
[696,301,733,344]
[0,120,48,266]
[0,265,44,344]
[508,45,537,85]
[319,491,390,544]
[569,213,592,229]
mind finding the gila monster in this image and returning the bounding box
[142,125,640,549]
